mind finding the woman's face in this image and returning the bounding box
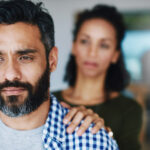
[72,18,119,78]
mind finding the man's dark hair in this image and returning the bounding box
[0,0,55,56]
[64,4,130,99]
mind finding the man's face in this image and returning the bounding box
[0,22,57,117]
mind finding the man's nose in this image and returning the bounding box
[4,61,21,81]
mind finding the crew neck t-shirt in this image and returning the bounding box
[0,119,44,150]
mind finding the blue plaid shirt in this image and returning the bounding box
[42,94,119,150]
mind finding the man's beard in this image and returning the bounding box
[0,65,50,117]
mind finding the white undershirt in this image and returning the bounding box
[0,119,44,150]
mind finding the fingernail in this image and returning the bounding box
[63,118,68,124]
[67,127,73,134]
[77,130,82,136]
[91,129,96,134]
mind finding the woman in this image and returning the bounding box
[53,4,143,150]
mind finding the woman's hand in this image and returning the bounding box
[61,102,105,136]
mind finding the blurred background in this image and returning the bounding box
[35,0,150,149]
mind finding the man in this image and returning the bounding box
[0,0,118,149]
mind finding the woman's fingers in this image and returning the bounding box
[60,101,71,109]
[66,111,84,134]
[77,115,93,136]
[77,115,104,135]
[63,105,105,135]
[63,107,78,124]
[91,118,104,134]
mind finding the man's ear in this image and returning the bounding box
[112,50,120,64]
[48,46,58,72]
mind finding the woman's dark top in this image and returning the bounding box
[52,91,143,150]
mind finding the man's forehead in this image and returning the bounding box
[0,22,45,53]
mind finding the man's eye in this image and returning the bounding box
[19,55,34,63]
[80,39,89,44]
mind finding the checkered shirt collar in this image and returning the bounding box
[42,94,68,149]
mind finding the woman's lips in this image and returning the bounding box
[1,87,25,96]
[84,61,98,68]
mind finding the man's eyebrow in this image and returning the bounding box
[16,49,38,55]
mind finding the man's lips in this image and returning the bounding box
[1,87,26,96]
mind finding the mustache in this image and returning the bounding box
[0,80,32,90]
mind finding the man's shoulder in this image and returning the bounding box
[42,94,118,149]
[66,126,118,149]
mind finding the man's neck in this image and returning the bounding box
[0,100,50,130]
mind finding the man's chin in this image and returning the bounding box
[0,95,32,117]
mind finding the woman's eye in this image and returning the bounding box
[100,43,110,49]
